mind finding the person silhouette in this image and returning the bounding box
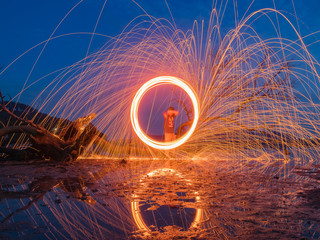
[163,107,179,142]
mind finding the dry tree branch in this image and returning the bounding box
[0,90,46,132]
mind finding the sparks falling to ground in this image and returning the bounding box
[0,0,320,239]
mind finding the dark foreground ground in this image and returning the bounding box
[0,156,320,239]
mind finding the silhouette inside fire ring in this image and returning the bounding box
[163,107,179,142]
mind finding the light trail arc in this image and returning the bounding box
[130,76,199,150]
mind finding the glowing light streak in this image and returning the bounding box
[130,76,199,150]
[131,168,202,233]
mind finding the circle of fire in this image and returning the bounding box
[130,76,199,150]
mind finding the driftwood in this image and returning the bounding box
[0,90,107,161]
[0,115,102,162]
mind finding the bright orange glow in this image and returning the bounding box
[130,76,199,150]
[131,168,202,233]
[131,193,150,232]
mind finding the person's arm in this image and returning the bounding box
[167,109,179,116]
[163,111,167,118]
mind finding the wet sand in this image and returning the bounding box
[0,158,319,239]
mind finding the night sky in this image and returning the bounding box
[0,0,319,105]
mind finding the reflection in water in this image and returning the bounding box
[0,161,135,239]
[131,168,202,235]
[2,159,320,239]
[0,162,206,239]
[0,175,96,224]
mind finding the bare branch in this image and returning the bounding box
[0,125,39,137]
[0,90,46,132]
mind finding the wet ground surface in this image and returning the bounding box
[0,157,320,239]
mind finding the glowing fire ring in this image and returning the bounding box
[130,76,199,150]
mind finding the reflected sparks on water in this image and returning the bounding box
[131,168,202,234]
[1,158,320,239]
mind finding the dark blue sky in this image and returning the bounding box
[0,0,319,105]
